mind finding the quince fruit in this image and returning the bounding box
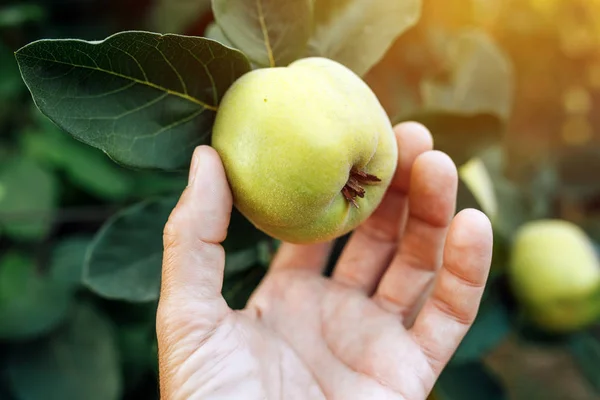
[211,57,398,244]
[508,219,600,333]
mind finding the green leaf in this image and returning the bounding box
[117,323,156,389]
[452,284,511,364]
[83,195,272,302]
[204,22,237,48]
[0,4,46,28]
[131,170,188,198]
[0,157,57,241]
[22,123,134,201]
[83,196,177,302]
[434,361,507,400]
[6,303,122,400]
[0,43,24,99]
[15,31,252,171]
[568,331,600,394]
[0,253,71,340]
[148,0,212,34]
[397,29,513,165]
[307,0,422,77]
[222,264,266,309]
[50,236,94,289]
[408,113,503,166]
[420,29,513,121]
[212,0,313,67]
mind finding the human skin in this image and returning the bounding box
[156,122,494,400]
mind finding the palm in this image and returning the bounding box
[156,123,493,400]
[166,269,433,400]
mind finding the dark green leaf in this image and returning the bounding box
[148,0,212,34]
[22,124,134,201]
[307,0,421,77]
[0,4,46,28]
[50,236,94,289]
[406,112,503,166]
[452,284,511,364]
[212,0,313,67]
[0,157,57,241]
[117,323,156,389]
[6,303,122,400]
[15,31,252,171]
[83,196,178,302]
[222,264,266,309]
[568,331,600,394]
[420,29,513,121]
[0,253,71,340]
[224,208,271,252]
[0,44,24,99]
[131,170,188,198]
[434,361,507,400]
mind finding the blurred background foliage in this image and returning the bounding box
[0,0,599,399]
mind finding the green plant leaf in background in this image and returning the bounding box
[398,29,513,166]
[434,361,507,400]
[0,252,71,341]
[0,3,46,29]
[307,0,422,77]
[0,157,57,241]
[50,235,94,290]
[147,0,212,34]
[420,29,513,121]
[83,192,273,302]
[557,146,600,203]
[452,282,512,364]
[212,0,314,68]
[568,330,600,394]
[22,120,134,202]
[204,22,237,49]
[83,196,178,302]
[0,43,24,100]
[15,31,252,171]
[6,303,122,400]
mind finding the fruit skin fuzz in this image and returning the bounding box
[342,168,382,208]
[211,56,398,244]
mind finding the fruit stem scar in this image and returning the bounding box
[342,167,381,208]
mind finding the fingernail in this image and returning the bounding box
[188,147,202,186]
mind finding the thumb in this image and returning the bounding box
[158,144,232,317]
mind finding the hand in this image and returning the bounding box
[156,122,493,400]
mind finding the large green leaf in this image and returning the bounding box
[420,29,513,121]
[212,0,314,68]
[83,196,178,302]
[568,330,600,394]
[307,0,422,77]
[398,29,513,166]
[6,303,122,400]
[15,31,252,171]
[0,157,57,241]
[83,195,273,302]
[434,361,507,400]
[0,253,71,340]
